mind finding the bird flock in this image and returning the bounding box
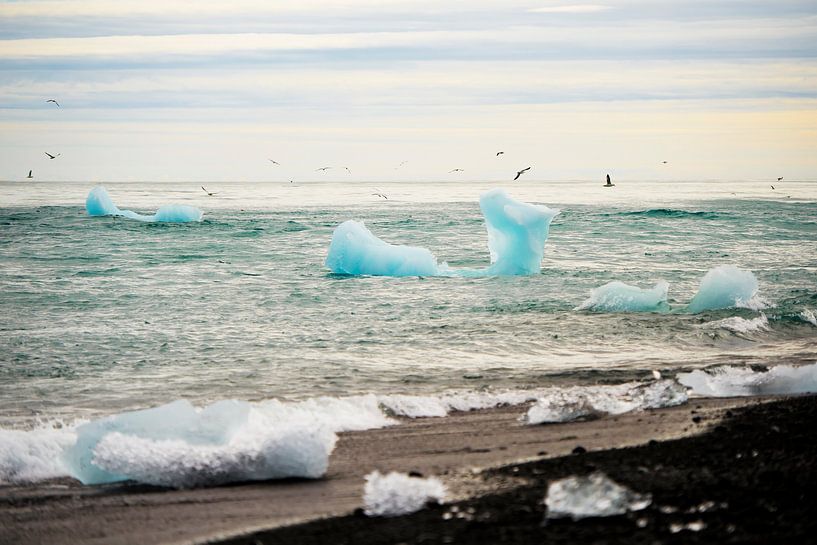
[27,99,788,197]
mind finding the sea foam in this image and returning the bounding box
[678,362,817,397]
[86,185,202,223]
[325,188,559,277]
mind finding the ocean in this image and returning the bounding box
[1,179,815,433]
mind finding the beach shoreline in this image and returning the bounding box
[1,394,802,545]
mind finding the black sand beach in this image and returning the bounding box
[1,395,814,544]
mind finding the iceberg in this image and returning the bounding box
[86,185,203,223]
[545,472,651,520]
[325,188,559,277]
[687,265,759,313]
[363,471,447,517]
[61,399,337,488]
[575,280,669,312]
[324,220,442,277]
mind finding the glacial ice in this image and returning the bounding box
[801,308,817,326]
[575,280,669,312]
[545,472,651,520]
[324,220,442,277]
[61,399,338,487]
[687,265,759,313]
[525,380,688,425]
[324,188,559,277]
[677,362,817,397]
[86,185,203,223]
[363,471,447,517]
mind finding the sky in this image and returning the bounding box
[1,0,816,182]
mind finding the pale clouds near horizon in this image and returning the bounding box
[1,0,816,182]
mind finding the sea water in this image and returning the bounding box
[0,180,816,484]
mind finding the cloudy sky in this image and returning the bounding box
[1,0,816,182]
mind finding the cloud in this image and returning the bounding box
[528,4,611,14]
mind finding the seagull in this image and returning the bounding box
[604,173,614,187]
[46,99,60,107]
[345,167,352,175]
[777,177,783,181]
[268,159,280,165]
[513,166,531,181]
[496,151,504,156]
[771,185,775,190]
[316,166,332,171]
[44,152,60,159]
[449,168,464,173]
[661,160,668,164]
[395,160,408,169]
[372,188,388,199]
[27,170,33,179]
[201,186,218,196]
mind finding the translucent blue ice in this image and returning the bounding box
[325,189,559,277]
[86,185,203,223]
[325,220,442,277]
[687,265,759,313]
[62,399,249,485]
[575,281,669,312]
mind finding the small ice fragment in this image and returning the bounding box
[687,265,759,313]
[670,520,706,533]
[800,308,817,326]
[363,470,446,517]
[575,280,669,312]
[526,394,599,424]
[545,472,651,520]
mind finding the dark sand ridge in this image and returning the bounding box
[0,396,778,545]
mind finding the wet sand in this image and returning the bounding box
[0,396,788,545]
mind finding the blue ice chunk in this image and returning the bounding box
[575,281,669,312]
[687,265,759,313]
[480,188,560,275]
[324,189,559,277]
[325,220,441,276]
[62,399,249,485]
[85,185,202,223]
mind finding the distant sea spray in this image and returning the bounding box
[86,185,203,223]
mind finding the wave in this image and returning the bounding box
[678,362,817,397]
[613,209,722,219]
[697,313,769,334]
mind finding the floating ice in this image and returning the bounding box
[363,471,447,517]
[687,265,760,313]
[479,188,560,275]
[86,185,202,223]
[525,380,688,425]
[575,281,669,312]
[545,472,651,520]
[324,188,559,277]
[677,363,817,397]
[698,313,769,334]
[324,220,442,277]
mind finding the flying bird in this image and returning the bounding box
[661,160,668,164]
[777,176,783,181]
[396,160,408,168]
[513,166,531,181]
[27,170,33,179]
[316,166,332,171]
[771,185,775,190]
[345,167,352,175]
[44,152,60,159]
[46,99,60,107]
[201,186,218,196]
[449,168,464,173]
[372,188,388,199]
[268,159,280,165]
[496,151,504,156]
